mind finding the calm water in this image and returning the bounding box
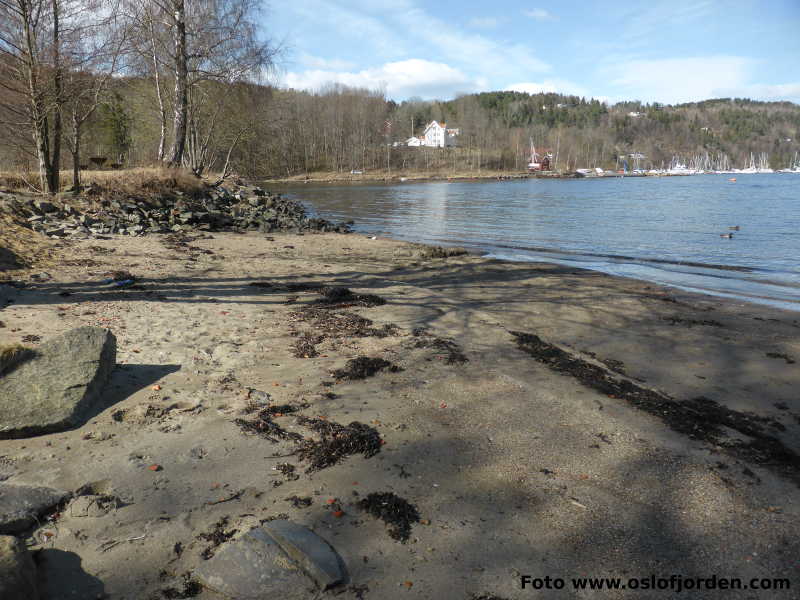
[275,174,800,311]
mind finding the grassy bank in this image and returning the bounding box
[0,167,209,197]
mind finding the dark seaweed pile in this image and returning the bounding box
[662,316,723,327]
[161,573,202,599]
[275,463,300,481]
[765,352,796,364]
[314,286,386,308]
[295,417,383,472]
[291,332,325,358]
[357,492,420,542]
[285,495,313,508]
[412,329,468,365]
[289,310,398,358]
[292,308,398,338]
[234,410,303,443]
[161,574,202,599]
[331,356,402,380]
[198,517,238,560]
[511,331,800,485]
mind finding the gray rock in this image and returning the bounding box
[0,327,116,439]
[262,520,346,589]
[34,200,57,213]
[0,535,40,600]
[195,528,315,599]
[0,484,70,534]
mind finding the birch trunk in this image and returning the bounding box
[167,0,187,167]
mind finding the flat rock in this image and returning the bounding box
[262,520,346,588]
[0,535,40,600]
[194,528,315,599]
[0,484,70,534]
[0,326,116,439]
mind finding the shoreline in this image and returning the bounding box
[1,228,799,598]
[278,188,800,312]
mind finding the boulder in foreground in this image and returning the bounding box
[0,484,70,534]
[0,535,40,600]
[194,528,316,599]
[0,326,116,439]
[195,522,346,598]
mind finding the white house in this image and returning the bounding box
[422,121,459,148]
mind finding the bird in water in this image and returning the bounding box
[729,225,740,230]
[720,233,734,239]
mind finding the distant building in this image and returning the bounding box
[628,111,643,117]
[422,121,459,148]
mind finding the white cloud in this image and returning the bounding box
[467,16,501,29]
[618,0,716,47]
[279,0,551,97]
[284,59,482,100]
[506,79,589,97]
[605,56,757,104]
[523,8,557,21]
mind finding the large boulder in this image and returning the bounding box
[0,484,70,534]
[194,528,315,599]
[0,327,116,439]
[0,535,40,600]
[194,523,346,598]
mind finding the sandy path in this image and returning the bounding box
[1,231,798,599]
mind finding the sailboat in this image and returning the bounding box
[527,138,552,172]
[778,152,800,174]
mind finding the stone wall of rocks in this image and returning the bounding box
[0,183,350,239]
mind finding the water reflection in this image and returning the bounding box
[274,174,800,311]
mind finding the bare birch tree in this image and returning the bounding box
[0,0,63,192]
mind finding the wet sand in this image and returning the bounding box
[1,231,798,599]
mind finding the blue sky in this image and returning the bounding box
[266,0,800,105]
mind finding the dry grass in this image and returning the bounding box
[0,343,36,376]
[0,212,56,273]
[0,167,205,197]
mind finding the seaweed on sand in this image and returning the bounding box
[295,417,382,472]
[411,329,468,364]
[357,492,420,542]
[198,517,237,560]
[291,309,398,338]
[234,410,303,443]
[289,309,399,358]
[511,331,800,485]
[161,573,202,598]
[313,286,386,309]
[331,356,402,380]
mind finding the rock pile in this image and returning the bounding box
[1,184,350,238]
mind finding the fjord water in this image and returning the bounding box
[281,174,800,310]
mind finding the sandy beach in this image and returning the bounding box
[1,229,799,599]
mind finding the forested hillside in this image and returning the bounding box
[1,0,798,188]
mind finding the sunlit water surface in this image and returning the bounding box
[273,174,800,311]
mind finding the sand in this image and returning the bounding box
[1,230,798,599]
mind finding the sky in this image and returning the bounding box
[264,0,800,105]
